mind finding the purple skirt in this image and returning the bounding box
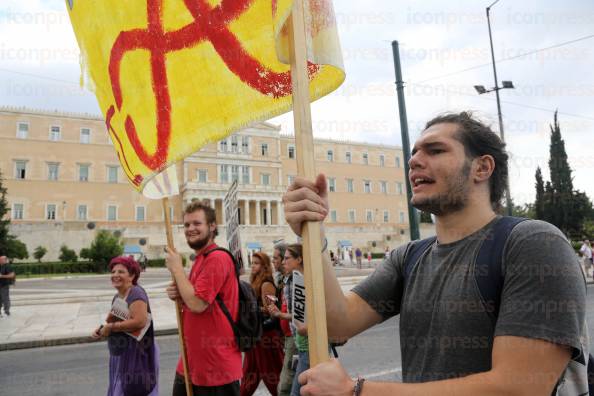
[107,339,159,396]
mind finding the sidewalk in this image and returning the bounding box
[0,265,376,351]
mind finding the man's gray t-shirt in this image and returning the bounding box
[352,218,586,383]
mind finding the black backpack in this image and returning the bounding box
[403,216,593,396]
[203,247,262,352]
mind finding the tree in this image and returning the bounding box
[535,112,594,237]
[33,246,48,263]
[6,236,28,260]
[534,167,545,220]
[84,230,124,272]
[59,245,78,263]
[419,211,433,223]
[0,170,10,256]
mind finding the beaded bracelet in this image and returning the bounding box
[353,376,365,396]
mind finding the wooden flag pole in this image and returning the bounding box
[288,0,330,366]
[162,197,193,396]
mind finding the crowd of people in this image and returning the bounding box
[86,111,587,396]
[91,201,313,396]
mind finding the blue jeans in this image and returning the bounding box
[290,351,309,396]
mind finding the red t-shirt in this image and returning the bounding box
[279,296,292,337]
[176,243,242,386]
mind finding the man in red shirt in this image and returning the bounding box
[166,201,241,396]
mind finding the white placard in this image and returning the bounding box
[223,180,244,270]
[292,270,306,326]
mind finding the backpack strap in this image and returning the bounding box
[203,247,240,331]
[403,236,437,281]
[475,216,527,321]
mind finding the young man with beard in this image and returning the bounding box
[281,112,586,395]
[165,201,241,396]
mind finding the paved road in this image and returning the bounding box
[0,318,399,396]
[2,282,592,395]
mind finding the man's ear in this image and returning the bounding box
[474,155,495,183]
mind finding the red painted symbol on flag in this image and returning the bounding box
[108,0,320,176]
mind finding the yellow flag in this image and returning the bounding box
[66,0,345,196]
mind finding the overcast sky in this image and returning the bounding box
[1,0,593,205]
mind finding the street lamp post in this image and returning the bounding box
[474,0,514,216]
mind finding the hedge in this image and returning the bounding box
[12,261,105,277]
[12,256,187,276]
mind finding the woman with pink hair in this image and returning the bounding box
[92,256,159,396]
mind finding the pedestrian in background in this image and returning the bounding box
[92,256,159,396]
[269,244,296,396]
[0,255,15,317]
[579,239,592,277]
[240,251,284,396]
[355,248,362,269]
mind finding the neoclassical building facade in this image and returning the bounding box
[0,107,413,261]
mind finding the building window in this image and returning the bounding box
[12,203,24,220]
[107,166,119,183]
[380,181,387,194]
[49,125,61,141]
[362,153,368,165]
[220,165,229,183]
[397,182,403,195]
[380,154,385,167]
[47,204,57,220]
[364,180,371,193]
[400,211,405,223]
[14,160,27,179]
[241,166,250,184]
[288,175,295,185]
[79,164,90,182]
[136,206,146,222]
[231,135,238,153]
[288,145,295,159]
[198,169,207,183]
[261,143,268,156]
[348,209,356,223]
[346,178,354,193]
[261,173,270,185]
[219,139,228,152]
[107,205,117,221]
[231,165,239,182]
[16,122,29,139]
[328,177,336,192]
[366,210,373,223]
[77,205,87,221]
[395,156,401,168]
[330,210,337,223]
[327,150,334,162]
[241,136,249,153]
[383,210,389,223]
[47,163,59,181]
[80,128,91,144]
[345,152,352,164]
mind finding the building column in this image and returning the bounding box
[266,200,271,225]
[220,199,226,225]
[255,201,261,225]
[277,200,283,225]
[244,199,250,225]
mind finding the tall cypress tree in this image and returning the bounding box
[0,170,10,256]
[534,167,545,220]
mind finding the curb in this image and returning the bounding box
[0,328,180,352]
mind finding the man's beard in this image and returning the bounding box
[411,160,472,216]
[186,231,212,250]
